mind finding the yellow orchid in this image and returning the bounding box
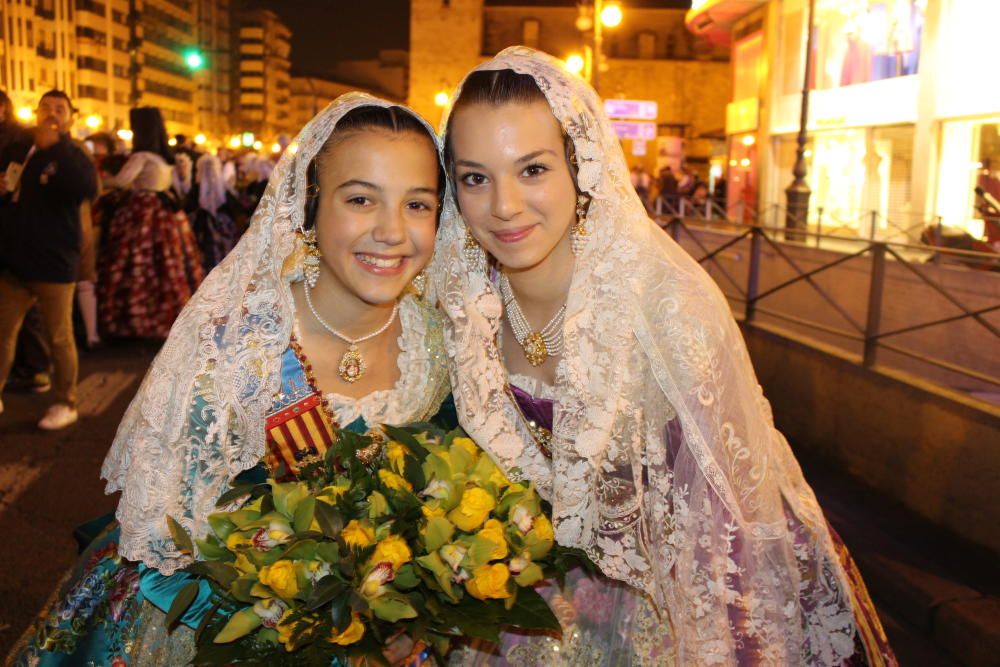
[465,563,512,600]
[476,519,509,560]
[341,519,376,548]
[448,487,496,532]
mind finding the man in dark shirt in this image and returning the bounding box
[0,90,98,429]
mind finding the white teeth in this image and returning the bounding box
[357,254,402,269]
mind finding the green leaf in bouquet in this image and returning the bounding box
[315,541,340,564]
[506,586,561,633]
[441,600,502,643]
[504,525,526,552]
[207,513,237,541]
[186,561,239,589]
[513,562,544,587]
[212,607,262,643]
[381,424,430,461]
[195,535,232,561]
[330,590,352,632]
[415,552,458,602]
[448,442,474,475]
[273,481,310,519]
[257,627,279,644]
[214,482,257,508]
[230,576,257,603]
[496,489,527,517]
[422,452,453,487]
[427,631,451,661]
[227,508,264,529]
[167,516,195,555]
[348,590,369,614]
[246,546,283,569]
[306,575,348,611]
[165,580,200,631]
[313,500,344,539]
[423,516,455,553]
[402,454,427,491]
[280,538,318,562]
[370,591,418,622]
[524,531,554,560]
[259,493,276,516]
[394,563,420,590]
[462,535,501,569]
[293,496,316,533]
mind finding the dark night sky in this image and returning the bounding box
[243,1,692,77]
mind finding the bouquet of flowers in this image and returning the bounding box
[166,423,591,665]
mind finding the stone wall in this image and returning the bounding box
[408,0,485,129]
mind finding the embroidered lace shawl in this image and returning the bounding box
[428,47,861,665]
[101,94,442,576]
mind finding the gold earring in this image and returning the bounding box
[464,226,487,273]
[409,270,428,298]
[572,194,589,256]
[298,227,321,287]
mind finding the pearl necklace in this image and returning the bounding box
[303,281,398,384]
[498,273,565,367]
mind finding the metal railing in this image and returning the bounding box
[657,214,1000,394]
[652,195,991,251]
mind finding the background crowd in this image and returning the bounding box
[0,89,273,430]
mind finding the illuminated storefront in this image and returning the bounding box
[689,0,1000,243]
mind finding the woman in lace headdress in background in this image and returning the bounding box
[10,94,448,667]
[431,47,896,666]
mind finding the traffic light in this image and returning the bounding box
[184,49,205,71]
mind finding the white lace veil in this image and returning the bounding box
[429,48,862,664]
[102,93,440,576]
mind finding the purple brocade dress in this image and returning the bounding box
[449,383,896,666]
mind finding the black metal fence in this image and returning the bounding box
[657,215,1000,394]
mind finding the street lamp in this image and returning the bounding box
[785,0,817,239]
[600,3,623,28]
[85,114,102,129]
[565,53,585,75]
[578,1,623,93]
[16,106,33,122]
[117,129,134,142]
[194,133,207,145]
[434,91,450,107]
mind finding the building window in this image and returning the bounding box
[26,20,33,47]
[638,32,656,59]
[522,19,540,49]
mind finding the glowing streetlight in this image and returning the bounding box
[601,3,623,28]
[241,132,255,147]
[194,133,207,145]
[741,135,756,146]
[183,50,205,71]
[168,137,178,147]
[117,129,134,141]
[270,142,282,154]
[565,53,585,75]
[16,106,33,121]
[252,140,263,151]
[434,91,450,107]
[228,135,242,149]
[85,114,102,129]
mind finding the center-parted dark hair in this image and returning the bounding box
[130,107,175,164]
[443,69,581,197]
[304,104,444,228]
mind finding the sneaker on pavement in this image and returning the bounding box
[5,372,51,394]
[38,403,78,430]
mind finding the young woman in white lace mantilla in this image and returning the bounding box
[428,48,896,666]
[10,94,449,667]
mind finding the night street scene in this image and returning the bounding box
[0,0,997,665]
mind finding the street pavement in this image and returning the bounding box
[0,341,991,663]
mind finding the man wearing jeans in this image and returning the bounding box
[0,90,98,429]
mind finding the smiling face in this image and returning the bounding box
[313,128,439,307]
[449,100,577,273]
